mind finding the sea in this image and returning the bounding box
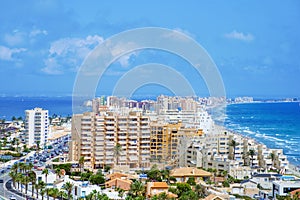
[222,102,300,166]
[0,96,300,166]
[0,96,73,119]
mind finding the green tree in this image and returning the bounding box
[28,170,36,197]
[270,152,276,168]
[37,181,46,199]
[41,188,46,200]
[36,141,41,153]
[49,188,59,200]
[64,181,74,200]
[79,156,85,173]
[42,168,49,184]
[176,183,192,197]
[229,139,239,160]
[194,184,206,198]
[113,143,122,166]
[151,192,169,200]
[128,181,145,198]
[89,170,105,185]
[9,171,18,188]
[147,164,162,181]
[248,149,255,167]
[21,175,30,194]
[179,190,198,200]
[16,173,23,190]
[186,177,196,186]
[161,169,171,184]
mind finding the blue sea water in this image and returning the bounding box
[224,102,300,166]
[0,96,72,119]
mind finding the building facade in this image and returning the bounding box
[69,111,151,170]
[23,107,49,147]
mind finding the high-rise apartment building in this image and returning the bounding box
[24,107,49,147]
[150,121,203,163]
[69,111,151,169]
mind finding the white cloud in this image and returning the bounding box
[116,52,137,68]
[174,28,196,38]
[29,29,48,37]
[0,45,26,61]
[4,31,26,46]
[42,35,104,74]
[224,30,254,42]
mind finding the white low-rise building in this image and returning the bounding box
[56,176,102,199]
[272,181,300,197]
[35,169,56,187]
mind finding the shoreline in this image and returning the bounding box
[214,123,300,173]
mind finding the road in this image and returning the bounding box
[0,172,25,200]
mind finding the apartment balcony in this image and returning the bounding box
[105,160,114,164]
[81,140,90,145]
[141,150,149,154]
[95,156,104,160]
[105,121,115,125]
[95,135,105,140]
[106,155,114,160]
[119,156,127,161]
[95,127,105,132]
[140,139,150,143]
[129,156,138,161]
[128,150,137,154]
[118,135,127,139]
[94,146,104,151]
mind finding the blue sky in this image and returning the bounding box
[0,0,299,98]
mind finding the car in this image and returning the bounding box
[10,195,17,200]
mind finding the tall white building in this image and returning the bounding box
[24,108,49,147]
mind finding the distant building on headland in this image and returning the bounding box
[22,107,49,147]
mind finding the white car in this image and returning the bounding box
[10,195,17,200]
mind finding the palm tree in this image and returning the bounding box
[28,171,36,197]
[248,149,255,167]
[42,168,49,184]
[211,168,217,184]
[27,162,34,172]
[18,162,26,173]
[55,168,61,179]
[79,156,85,173]
[45,188,51,200]
[222,170,228,179]
[58,189,67,200]
[36,141,41,153]
[37,181,46,199]
[16,173,23,191]
[41,188,46,200]
[9,171,18,188]
[129,181,145,197]
[113,143,122,166]
[270,152,276,168]
[11,163,19,173]
[161,169,170,183]
[64,181,74,200]
[229,139,238,160]
[49,188,59,200]
[42,168,49,199]
[20,174,30,194]
[194,184,206,198]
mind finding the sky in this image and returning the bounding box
[0,0,300,98]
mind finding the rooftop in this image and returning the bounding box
[170,167,211,177]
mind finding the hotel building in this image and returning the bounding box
[69,111,151,169]
[23,107,49,147]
